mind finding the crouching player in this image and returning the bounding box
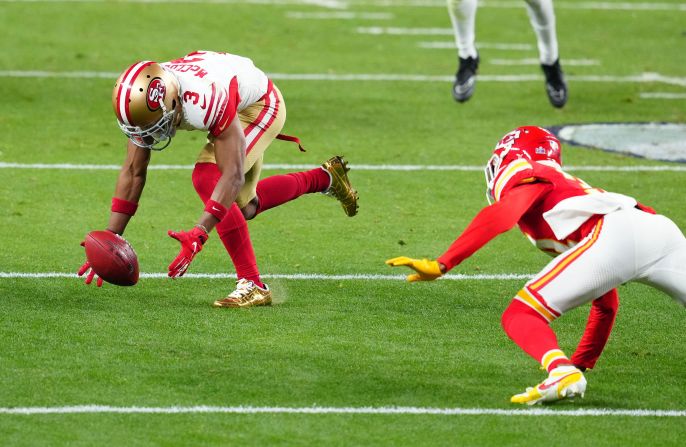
[387,126,686,404]
[78,50,358,307]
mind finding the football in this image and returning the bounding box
[83,230,139,286]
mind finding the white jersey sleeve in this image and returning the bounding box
[161,50,269,137]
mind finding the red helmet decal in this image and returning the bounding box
[146,78,166,111]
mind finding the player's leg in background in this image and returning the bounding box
[252,167,331,216]
[524,0,567,108]
[447,0,478,60]
[447,0,479,102]
[570,289,619,371]
[252,155,358,218]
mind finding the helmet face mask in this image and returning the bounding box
[117,104,176,150]
[484,126,562,203]
[484,152,504,204]
[112,61,180,150]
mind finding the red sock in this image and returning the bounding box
[215,205,264,288]
[501,299,570,372]
[192,163,264,288]
[571,289,619,370]
[255,168,330,215]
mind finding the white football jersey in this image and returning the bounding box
[161,50,269,137]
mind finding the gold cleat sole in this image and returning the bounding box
[322,155,359,217]
[213,293,272,308]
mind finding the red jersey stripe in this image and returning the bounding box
[209,76,240,137]
[203,83,216,126]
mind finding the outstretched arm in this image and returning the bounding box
[107,139,151,235]
[437,182,552,271]
[79,139,150,286]
[571,289,619,371]
[387,182,551,281]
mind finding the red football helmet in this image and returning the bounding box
[484,126,562,202]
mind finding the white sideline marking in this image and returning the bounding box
[2,70,685,87]
[1,162,686,172]
[0,0,348,6]
[286,11,393,19]
[0,272,532,281]
[490,58,600,67]
[358,26,451,35]
[2,0,684,11]
[1,405,684,417]
[350,1,686,11]
[640,92,686,99]
[419,42,533,51]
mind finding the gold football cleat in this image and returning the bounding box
[321,155,359,217]
[213,279,272,308]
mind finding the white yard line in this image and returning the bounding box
[0,272,532,281]
[419,41,534,51]
[357,26,452,35]
[2,70,685,87]
[640,92,686,99]
[1,404,684,416]
[0,0,348,6]
[490,58,600,66]
[286,11,393,19]
[1,162,685,172]
[348,1,686,11]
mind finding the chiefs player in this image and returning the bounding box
[387,126,686,404]
[79,51,358,307]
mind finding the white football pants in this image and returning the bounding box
[524,208,686,317]
[447,0,559,64]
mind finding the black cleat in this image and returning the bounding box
[541,59,568,108]
[452,55,479,103]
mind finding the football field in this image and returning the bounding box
[1,0,685,445]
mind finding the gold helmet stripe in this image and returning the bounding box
[116,60,153,126]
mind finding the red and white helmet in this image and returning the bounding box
[112,61,180,150]
[484,126,562,203]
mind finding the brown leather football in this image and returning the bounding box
[84,231,139,286]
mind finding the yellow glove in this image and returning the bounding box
[385,256,443,282]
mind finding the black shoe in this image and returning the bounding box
[452,55,479,103]
[541,59,567,108]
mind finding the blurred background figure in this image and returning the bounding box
[447,0,568,107]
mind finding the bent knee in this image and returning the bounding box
[240,198,259,220]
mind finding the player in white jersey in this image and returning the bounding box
[448,0,567,107]
[79,51,359,307]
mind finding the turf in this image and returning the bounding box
[1,0,685,445]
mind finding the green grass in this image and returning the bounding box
[1,0,685,445]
